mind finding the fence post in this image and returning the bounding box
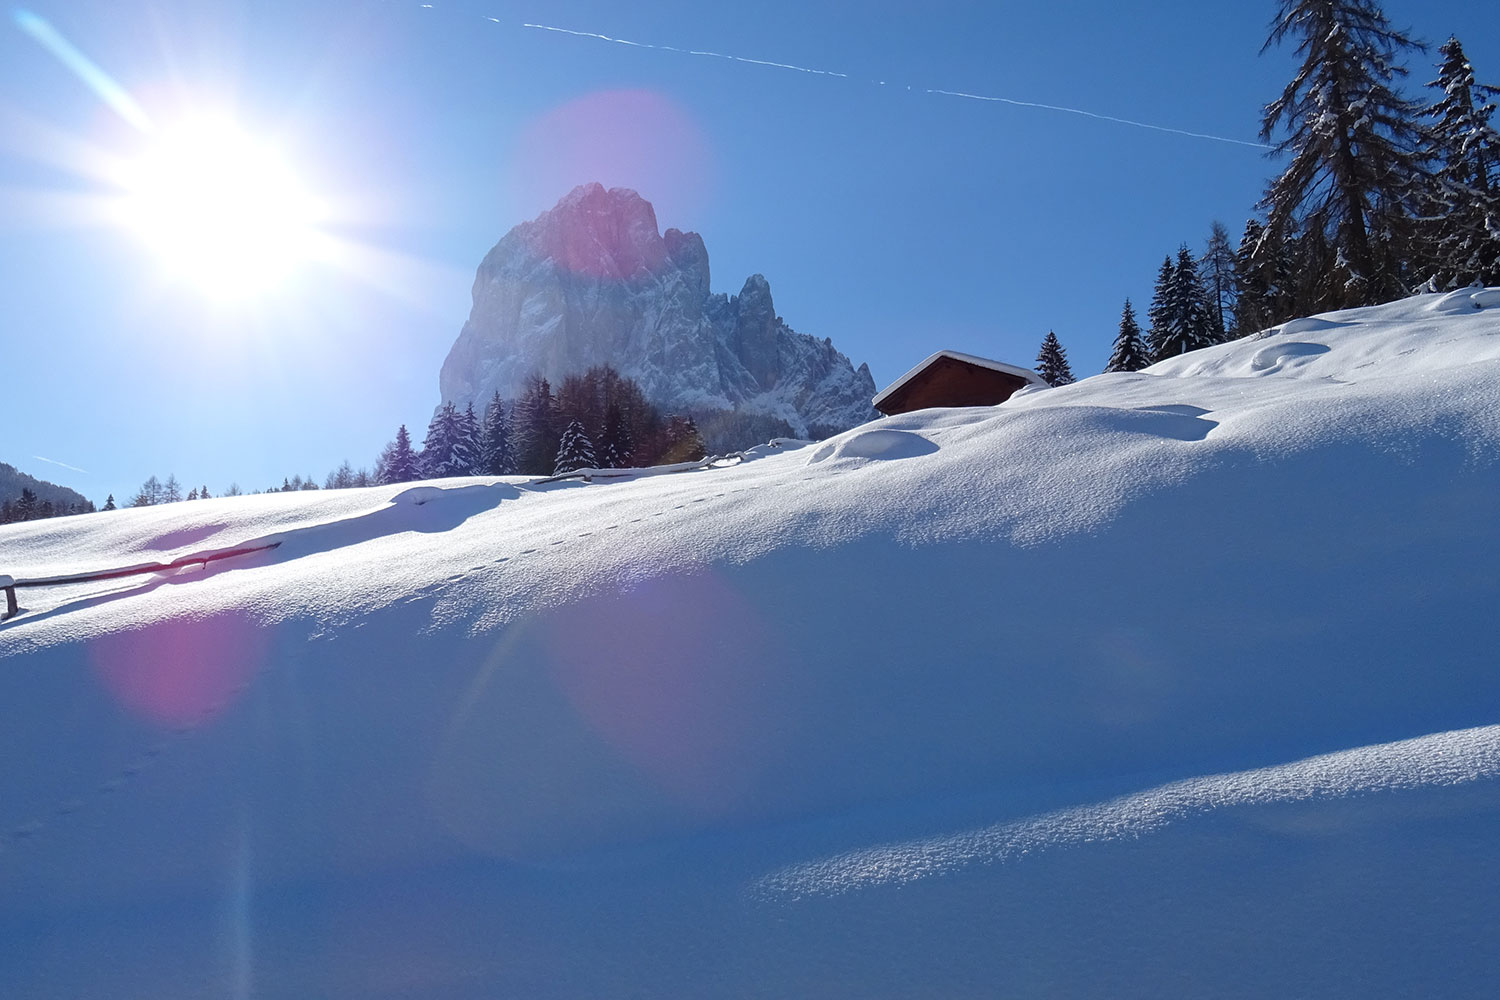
[0,576,16,621]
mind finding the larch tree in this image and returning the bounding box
[1258,0,1427,310]
[1201,221,1238,341]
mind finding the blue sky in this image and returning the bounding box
[2,0,1494,505]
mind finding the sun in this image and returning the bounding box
[115,118,328,300]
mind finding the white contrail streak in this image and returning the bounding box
[516,20,1268,150]
[32,455,89,474]
[925,89,1272,149]
[522,23,849,78]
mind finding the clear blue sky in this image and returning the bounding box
[2,0,1494,505]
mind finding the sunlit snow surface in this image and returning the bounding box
[3,290,1499,997]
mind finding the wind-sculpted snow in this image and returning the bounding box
[439,183,877,434]
[2,291,1499,996]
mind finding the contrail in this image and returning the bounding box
[522,23,849,79]
[12,8,153,132]
[924,89,1272,149]
[515,20,1269,150]
[32,455,89,474]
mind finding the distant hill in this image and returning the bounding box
[0,461,91,512]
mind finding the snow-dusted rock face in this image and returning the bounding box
[439,183,877,434]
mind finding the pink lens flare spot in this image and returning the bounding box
[546,569,784,813]
[512,89,715,250]
[91,611,268,727]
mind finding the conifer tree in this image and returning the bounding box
[102,493,116,511]
[132,475,161,507]
[1258,0,1426,309]
[1170,244,1215,353]
[199,485,210,499]
[512,375,559,475]
[162,474,182,503]
[1233,219,1275,336]
[553,419,597,475]
[1104,300,1151,373]
[1419,36,1500,286]
[1201,221,1238,341]
[659,415,707,464]
[598,402,632,468]
[378,424,421,484]
[478,391,517,475]
[1146,256,1176,360]
[457,402,480,475]
[187,487,199,501]
[1035,331,1075,386]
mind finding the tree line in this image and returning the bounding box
[375,365,709,484]
[1032,1,1499,387]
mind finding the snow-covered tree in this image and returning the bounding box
[1146,256,1176,360]
[512,375,559,475]
[1035,331,1075,386]
[1104,300,1151,373]
[422,402,476,478]
[553,419,597,475]
[1258,0,1427,309]
[378,424,421,484]
[598,402,632,468]
[1201,221,1238,341]
[478,391,517,475]
[1418,36,1500,287]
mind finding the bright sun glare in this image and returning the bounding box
[116,118,327,300]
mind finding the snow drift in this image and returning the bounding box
[2,290,1498,997]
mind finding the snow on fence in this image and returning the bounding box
[0,541,281,622]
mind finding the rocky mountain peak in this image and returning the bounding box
[440,186,877,438]
[512,182,668,281]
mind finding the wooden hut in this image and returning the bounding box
[872,350,1046,416]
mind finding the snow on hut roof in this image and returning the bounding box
[871,350,1047,408]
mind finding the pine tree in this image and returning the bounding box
[553,419,598,475]
[1169,244,1215,355]
[457,403,480,475]
[102,493,116,511]
[1201,221,1238,341]
[1233,219,1274,335]
[598,402,632,468]
[1418,36,1500,286]
[512,375,559,475]
[1104,300,1151,373]
[1146,256,1176,361]
[378,424,421,484]
[1259,0,1427,310]
[1035,331,1075,386]
[187,487,199,501]
[478,391,517,475]
[199,485,210,499]
[659,415,707,464]
[163,474,182,503]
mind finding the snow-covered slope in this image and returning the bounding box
[439,183,878,434]
[3,290,1499,997]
